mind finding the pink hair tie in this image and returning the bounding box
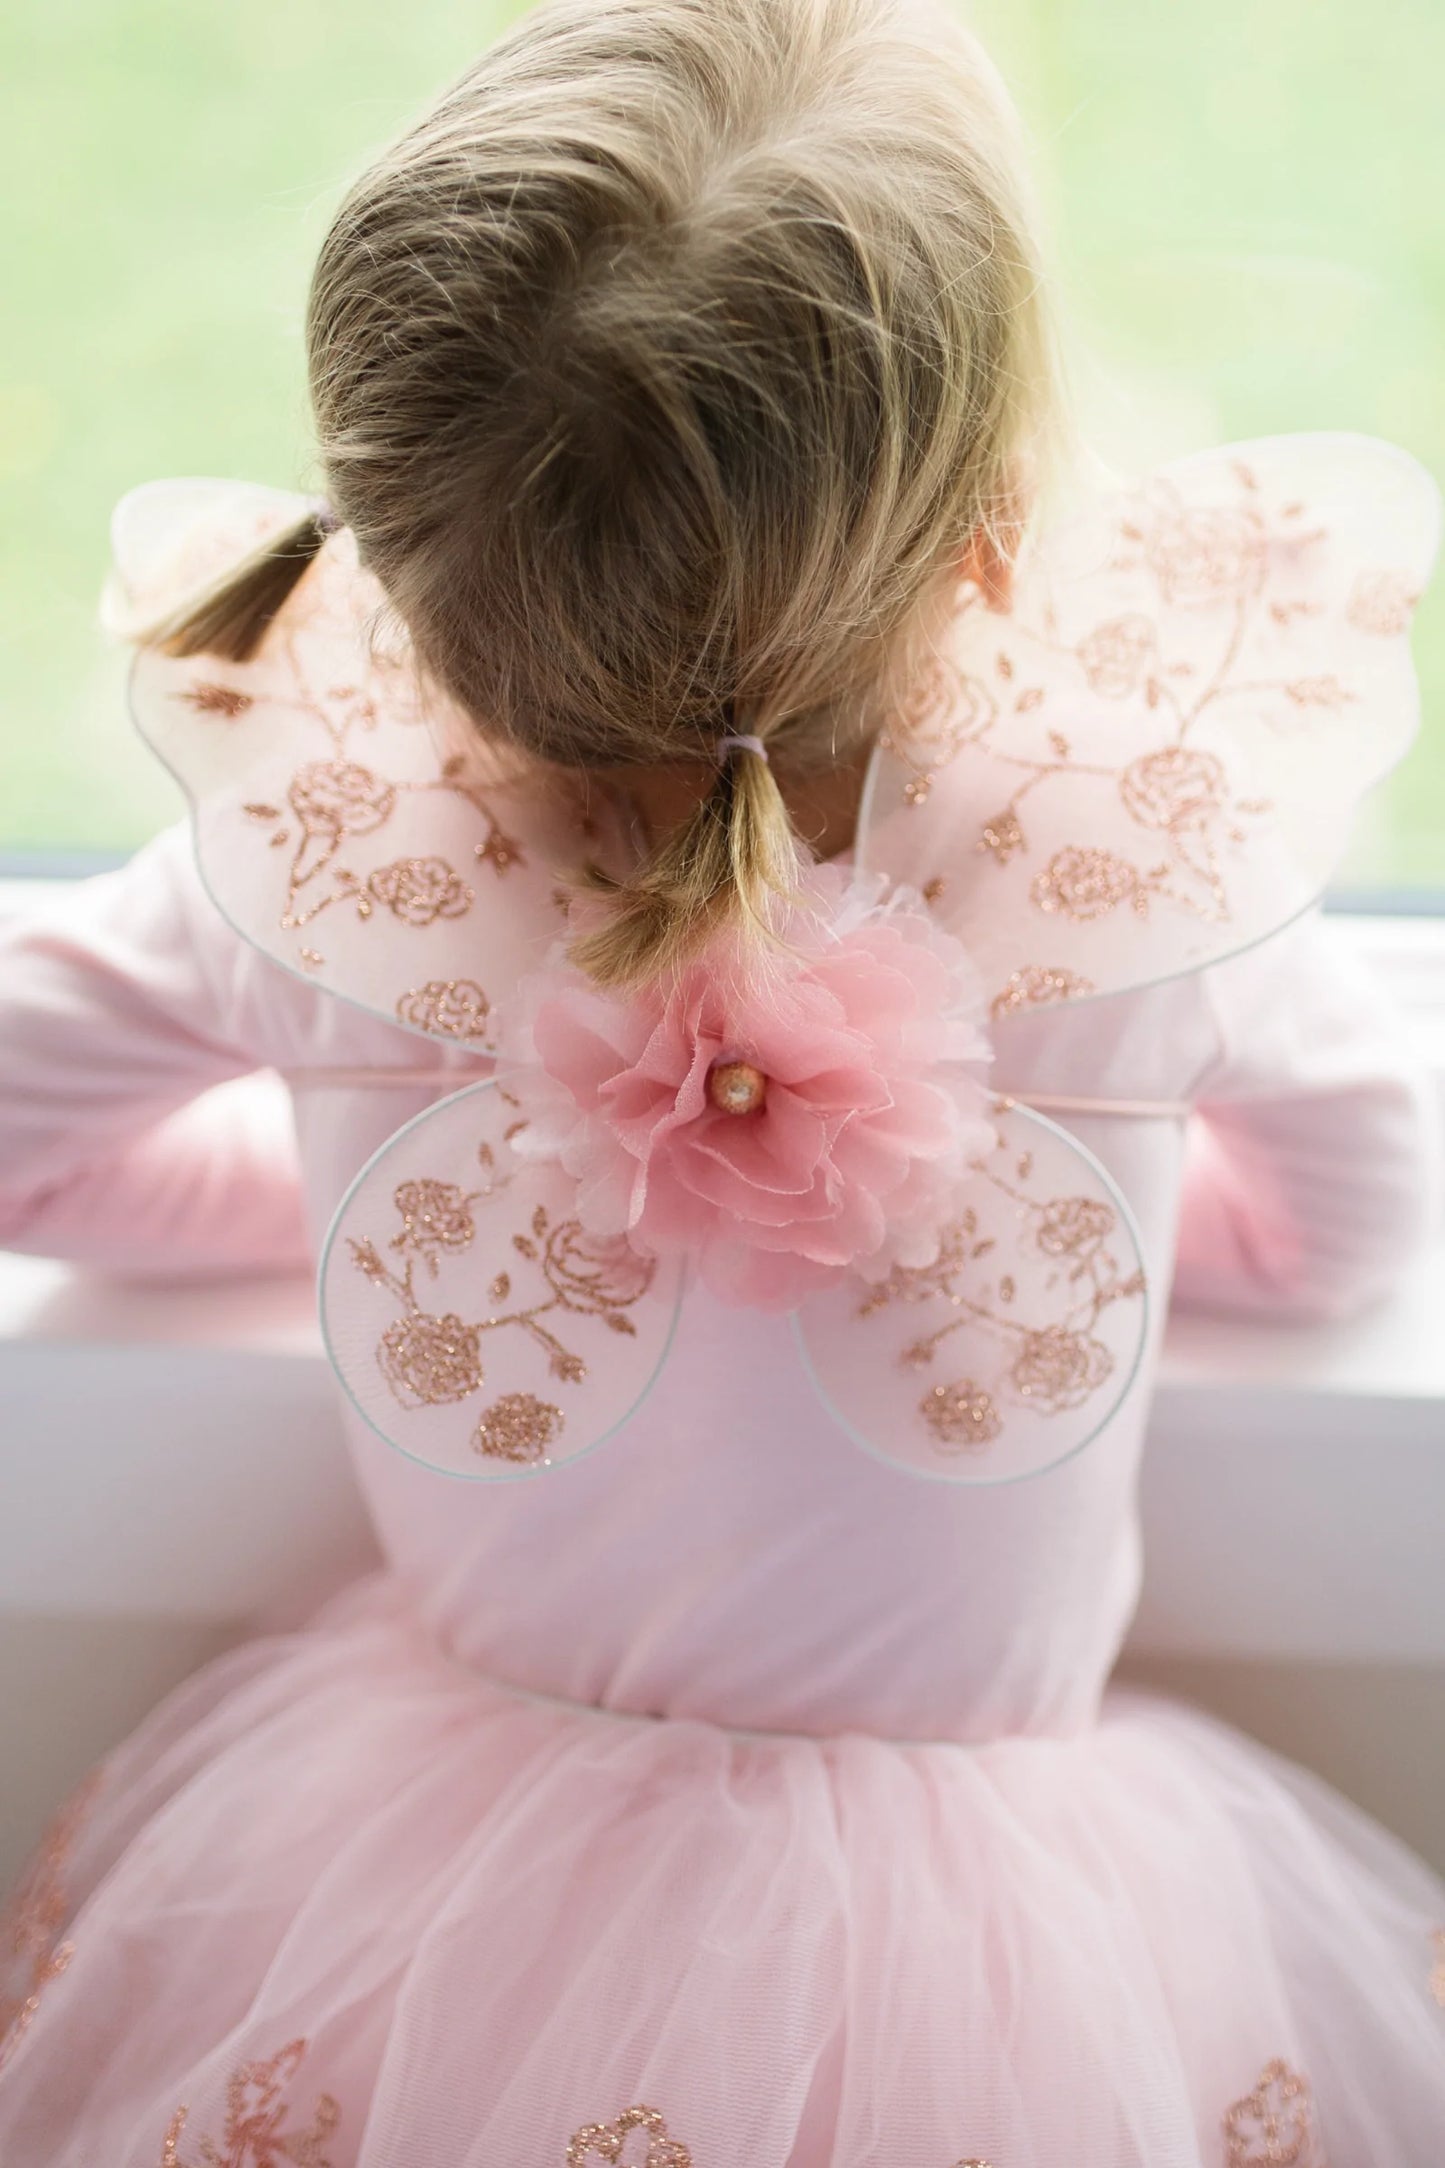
[716,733,769,765]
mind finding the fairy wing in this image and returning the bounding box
[862,433,1441,1018]
[793,1102,1148,1485]
[113,479,618,1048]
[320,1075,684,1480]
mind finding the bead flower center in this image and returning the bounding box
[706,1059,768,1116]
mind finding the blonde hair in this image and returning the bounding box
[152,0,1061,984]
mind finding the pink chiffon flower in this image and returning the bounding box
[502,868,993,1310]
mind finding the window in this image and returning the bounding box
[3,0,1441,891]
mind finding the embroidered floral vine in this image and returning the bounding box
[161,2038,340,2168]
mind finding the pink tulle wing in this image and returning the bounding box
[866,433,1441,1015]
[115,480,621,1044]
[320,1077,683,1480]
[794,1103,1148,1483]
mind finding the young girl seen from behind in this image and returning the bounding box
[2,2,1443,2161]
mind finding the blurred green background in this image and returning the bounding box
[2,0,1441,882]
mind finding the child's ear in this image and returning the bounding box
[958,526,1015,613]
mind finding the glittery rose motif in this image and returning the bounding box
[396,979,492,1042]
[366,856,474,927]
[1009,1326,1113,1413]
[1035,1197,1115,1260]
[391,1179,476,1270]
[289,759,397,839]
[1075,613,1155,697]
[920,1379,1002,1452]
[1222,2060,1315,2168]
[1346,568,1419,637]
[1031,847,1141,922]
[896,655,998,764]
[1144,501,1266,608]
[567,2105,692,2168]
[504,867,994,1311]
[542,1220,658,1324]
[378,1311,483,1407]
[473,1392,564,1465]
[1120,747,1227,833]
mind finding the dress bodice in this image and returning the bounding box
[254,951,1205,1743]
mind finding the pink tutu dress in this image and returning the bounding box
[2,433,1444,2166]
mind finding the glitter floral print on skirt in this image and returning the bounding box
[3,1584,1445,2163]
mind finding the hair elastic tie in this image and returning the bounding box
[716,733,769,765]
[309,497,342,537]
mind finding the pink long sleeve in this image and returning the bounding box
[1172,913,1441,1324]
[0,824,310,1275]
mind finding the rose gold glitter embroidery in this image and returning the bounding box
[1119,747,1227,833]
[290,759,396,844]
[390,1180,478,1272]
[1031,847,1147,922]
[1284,675,1354,709]
[921,876,948,905]
[1075,612,1155,696]
[352,1189,657,1421]
[376,1311,484,1407]
[979,809,1024,864]
[542,1220,656,1327]
[473,1393,564,1464]
[177,680,253,718]
[0,1772,98,2077]
[1144,498,1267,609]
[567,2105,692,2167]
[161,2037,340,2168]
[475,829,524,874]
[1222,2059,1316,2167]
[395,979,491,1042]
[1035,1197,1115,1260]
[1009,1325,1113,1413]
[875,458,1370,989]
[989,966,1095,1022]
[1347,568,1420,637]
[856,1145,1143,1458]
[365,856,473,927]
[920,1380,1001,1451]
[890,655,998,803]
[185,603,526,970]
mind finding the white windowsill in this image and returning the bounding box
[0,1232,1441,1665]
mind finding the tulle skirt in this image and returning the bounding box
[2,1574,1443,2166]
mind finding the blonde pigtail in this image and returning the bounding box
[572,735,801,988]
[139,505,338,664]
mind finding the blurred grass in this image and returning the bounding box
[1,0,1441,882]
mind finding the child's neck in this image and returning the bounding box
[612,738,877,865]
